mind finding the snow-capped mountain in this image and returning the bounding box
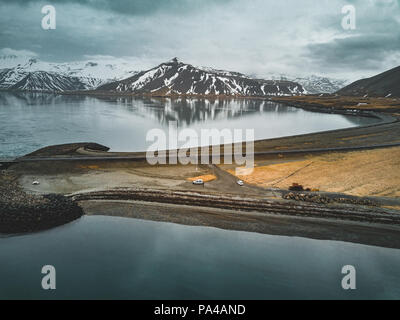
[0,66,28,89]
[0,67,101,92]
[0,55,139,91]
[1,55,317,96]
[292,76,349,94]
[8,71,89,92]
[260,73,349,94]
[0,59,103,91]
[97,58,306,97]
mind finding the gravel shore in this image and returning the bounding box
[0,172,83,233]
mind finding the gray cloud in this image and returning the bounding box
[304,0,400,77]
[0,0,232,16]
[0,0,399,80]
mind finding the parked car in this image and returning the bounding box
[192,179,204,185]
[237,180,244,186]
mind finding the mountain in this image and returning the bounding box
[41,59,139,82]
[0,59,105,91]
[337,66,400,98]
[0,67,102,92]
[97,58,306,97]
[0,56,139,92]
[0,55,139,81]
[292,76,349,94]
[8,71,90,92]
[0,67,28,89]
[259,73,349,94]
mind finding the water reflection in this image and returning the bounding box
[96,96,342,127]
[0,92,379,157]
[1,216,399,299]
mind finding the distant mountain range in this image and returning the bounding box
[260,74,349,94]
[337,65,400,98]
[97,58,306,97]
[292,76,349,94]
[2,70,90,92]
[0,55,137,91]
[0,54,354,96]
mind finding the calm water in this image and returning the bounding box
[0,216,399,300]
[0,92,379,157]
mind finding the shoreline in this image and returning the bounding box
[80,199,400,249]
[70,187,400,225]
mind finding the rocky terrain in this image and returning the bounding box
[282,192,378,206]
[71,188,400,225]
[0,171,83,233]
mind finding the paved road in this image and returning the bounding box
[2,142,400,164]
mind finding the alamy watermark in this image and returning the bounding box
[146,121,255,175]
[341,265,356,290]
[341,5,356,30]
[41,265,56,290]
[41,5,56,30]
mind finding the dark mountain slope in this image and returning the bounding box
[337,66,400,98]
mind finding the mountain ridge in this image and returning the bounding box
[0,55,354,95]
[97,58,307,97]
[337,65,400,98]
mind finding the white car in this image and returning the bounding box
[192,179,204,185]
[237,180,244,186]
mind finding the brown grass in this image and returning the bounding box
[228,147,400,198]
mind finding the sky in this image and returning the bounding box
[0,0,399,81]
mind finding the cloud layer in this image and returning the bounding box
[0,0,399,80]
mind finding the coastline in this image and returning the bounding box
[1,93,399,248]
[0,172,84,234]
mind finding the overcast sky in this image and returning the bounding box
[0,0,399,80]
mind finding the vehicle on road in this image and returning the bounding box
[237,180,244,186]
[192,179,204,185]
